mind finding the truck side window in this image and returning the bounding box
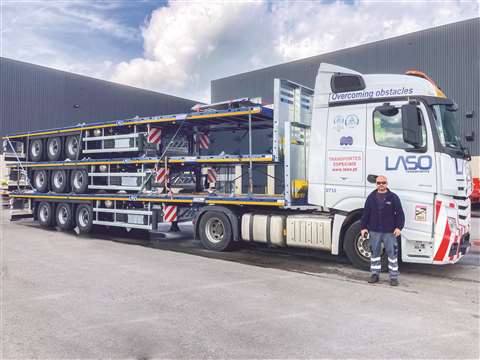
[373,107,426,149]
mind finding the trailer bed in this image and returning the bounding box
[4,106,273,140]
[10,191,285,207]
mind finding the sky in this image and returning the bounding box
[1,0,479,102]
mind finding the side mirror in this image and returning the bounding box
[465,111,475,142]
[402,104,423,147]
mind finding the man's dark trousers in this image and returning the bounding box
[369,231,399,279]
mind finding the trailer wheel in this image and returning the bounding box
[343,220,372,271]
[55,203,74,230]
[33,169,49,192]
[71,169,88,193]
[38,202,54,228]
[65,136,80,160]
[46,137,62,161]
[29,139,44,162]
[199,211,233,251]
[51,169,69,193]
[76,204,93,233]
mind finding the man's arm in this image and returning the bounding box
[394,194,405,230]
[360,196,371,231]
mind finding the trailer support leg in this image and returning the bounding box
[169,221,180,232]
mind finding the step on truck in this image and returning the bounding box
[4,63,473,270]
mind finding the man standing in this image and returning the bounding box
[360,175,405,286]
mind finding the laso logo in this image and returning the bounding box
[385,155,432,172]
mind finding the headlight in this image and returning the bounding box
[93,129,102,137]
[99,165,108,172]
[104,200,113,208]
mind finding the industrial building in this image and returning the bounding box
[211,17,480,156]
[0,57,198,138]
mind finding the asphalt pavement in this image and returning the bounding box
[1,209,479,359]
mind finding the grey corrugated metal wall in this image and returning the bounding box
[1,57,199,137]
[211,18,480,155]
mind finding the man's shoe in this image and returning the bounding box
[390,278,399,286]
[368,274,379,283]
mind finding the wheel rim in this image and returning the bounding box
[39,205,48,222]
[48,139,59,156]
[32,141,41,157]
[67,138,78,156]
[355,233,372,260]
[205,217,225,244]
[35,172,45,189]
[73,171,84,190]
[58,206,68,224]
[53,172,64,189]
[78,208,89,227]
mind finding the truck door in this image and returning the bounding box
[324,104,367,210]
[365,100,436,248]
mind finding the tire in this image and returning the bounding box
[71,169,88,193]
[38,201,54,228]
[51,169,69,193]
[343,220,388,271]
[76,204,93,234]
[33,169,49,192]
[199,211,233,251]
[29,139,44,162]
[65,136,80,160]
[46,137,62,161]
[55,203,74,230]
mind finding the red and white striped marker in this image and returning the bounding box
[155,167,169,185]
[148,128,162,144]
[163,205,177,222]
[207,168,217,184]
[197,133,210,149]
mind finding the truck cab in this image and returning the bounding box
[308,63,472,265]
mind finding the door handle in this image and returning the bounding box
[367,174,378,184]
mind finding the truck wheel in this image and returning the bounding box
[71,169,88,193]
[343,220,371,271]
[76,204,93,233]
[38,202,54,227]
[46,137,62,161]
[51,169,69,193]
[199,211,233,251]
[33,170,49,192]
[65,136,80,160]
[29,139,44,161]
[55,203,74,230]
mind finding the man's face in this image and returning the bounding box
[376,176,388,191]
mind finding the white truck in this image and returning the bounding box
[5,63,472,270]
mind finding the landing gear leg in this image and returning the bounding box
[169,221,180,232]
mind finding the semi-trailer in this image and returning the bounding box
[4,63,473,270]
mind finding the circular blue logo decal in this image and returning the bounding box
[345,114,359,128]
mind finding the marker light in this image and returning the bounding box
[406,70,446,98]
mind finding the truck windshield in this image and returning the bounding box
[431,104,462,150]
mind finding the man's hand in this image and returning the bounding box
[393,228,401,237]
[361,229,368,238]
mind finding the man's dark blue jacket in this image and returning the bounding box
[361,189,405,233]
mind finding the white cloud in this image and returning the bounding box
[1,1,138,78]
[111,0,479,102]
[2,1,478,102]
